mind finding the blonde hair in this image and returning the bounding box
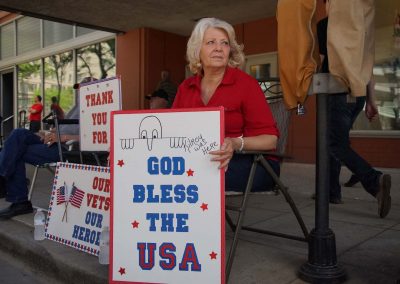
[186,17,245,74]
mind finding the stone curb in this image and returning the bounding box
[0,217,108,284]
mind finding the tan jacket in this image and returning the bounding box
[327,0,375,97]
[277,0,320,110]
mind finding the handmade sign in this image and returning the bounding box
[45,162,110,256]
[111,108,225,284]
[79,76,122,151]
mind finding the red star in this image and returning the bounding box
[117,160,124,167]
[131,220,139,228]
[200,203,208,211]
[118,267,126,275]
[209,251,217,260]
[186,168,194,176]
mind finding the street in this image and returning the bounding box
[0,249,60,284]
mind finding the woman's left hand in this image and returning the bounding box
[209,137,236,170]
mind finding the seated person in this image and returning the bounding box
[146,89,170,109]
[0,77,95,219]
[172,18,279,193]
[50,96,65,120]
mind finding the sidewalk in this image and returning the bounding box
[0,163,398,284]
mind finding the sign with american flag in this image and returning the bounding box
[111,108,225,284]
[45,162,110,256]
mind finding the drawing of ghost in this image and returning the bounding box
[138,116,162,151]
[119,115,188,152]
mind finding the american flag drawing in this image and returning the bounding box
[69,185,85,208]
[57,184,66,205]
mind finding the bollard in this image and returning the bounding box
[299,75,347,283]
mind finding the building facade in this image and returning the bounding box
[0,2,398,168]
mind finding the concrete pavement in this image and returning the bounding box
[0,163,398,284]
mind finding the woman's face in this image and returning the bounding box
[199,27,230,71]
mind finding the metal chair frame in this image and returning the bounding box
[225,85,310,281]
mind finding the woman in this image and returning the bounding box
[172,18,279,193]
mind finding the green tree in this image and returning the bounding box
[78,39,115,79]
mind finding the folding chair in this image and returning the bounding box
[28,110,109,204]
[225,87,309,280]
[28,111,82,204]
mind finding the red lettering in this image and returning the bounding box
[92,131,108,144]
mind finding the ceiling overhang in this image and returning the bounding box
[0,0,278,35]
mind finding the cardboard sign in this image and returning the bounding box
[111,108,225,284]
[45,162,110,256]
[79,76,122,151]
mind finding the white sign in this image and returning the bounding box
[111,108,225,284]
[79,76,122,151]
[45,162,110,256]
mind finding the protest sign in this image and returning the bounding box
[111,108,225,284]
[79,76,121,151]
[45,162,110,256]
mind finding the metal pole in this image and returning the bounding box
[299,75,346,283]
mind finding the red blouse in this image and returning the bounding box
[172,67,279,139]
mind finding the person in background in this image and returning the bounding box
[0,78,96,219]
[318,0,391,218]
[157,70,177,107]
[146,89,170,109]
[28,95,43,133]
[172,17,279,194]
[50,96,65,120]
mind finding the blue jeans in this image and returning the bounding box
[328,94,381,200]
[225,154,280,192]
[0,128,60,203]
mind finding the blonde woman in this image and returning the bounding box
[173,18,279,193]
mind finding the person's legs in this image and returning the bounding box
[329,154,343,203]
[225,154,279,192]
[329,94,391,217]
[5,143,59,203]
[329,95,381,197]
[0,129,59,218]
[0,128,43,178]
[29,121,41,133]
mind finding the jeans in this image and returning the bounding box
[225,154,280,192]
[29,121,41,133]
[0,128,60,203]
[328,94,381,200]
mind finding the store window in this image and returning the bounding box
[17,60,41,127]
[44,51,74,116]
[352,6,400,133]
[77,39,116,81]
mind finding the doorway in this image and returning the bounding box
[1,70,14,142]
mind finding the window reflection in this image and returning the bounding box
[77,39,116,81]
[44,51,74,116]
[17,60,41,128]
[353,58,400,131]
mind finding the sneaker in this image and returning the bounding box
[344,174,359,187]
[0,201,33,220]
[376,174,391,218]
